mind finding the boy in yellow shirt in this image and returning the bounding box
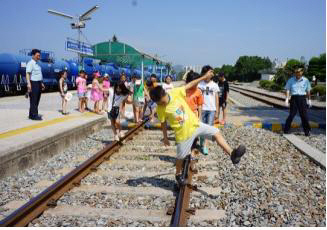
[150,69,246,185]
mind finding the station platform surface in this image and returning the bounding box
[0,90,110,178]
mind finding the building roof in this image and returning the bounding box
[90,41,167,68]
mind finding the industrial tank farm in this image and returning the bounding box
[0,50,164,96]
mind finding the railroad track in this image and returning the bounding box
[230,84,325,123]
[0,119,224,227]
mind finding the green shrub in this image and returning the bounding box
[269,83,283,91]
[259,80,283,91]
[259,80,272,88]
[311,85,326,96]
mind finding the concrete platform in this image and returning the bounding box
[0,90,109,178]
[0,81,185,179]
[283,134,325,168]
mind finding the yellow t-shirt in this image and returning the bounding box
[157,86,199,143]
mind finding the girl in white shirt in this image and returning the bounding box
[162,75,174,92]
[108,81,132,141]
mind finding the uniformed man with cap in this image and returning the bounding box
[284,67,312,136]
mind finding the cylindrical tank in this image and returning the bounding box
[133,69,142,77]
[0,53,34,82]
[67,60,78,77]
[82,58,96,83]
[144,70,151,79]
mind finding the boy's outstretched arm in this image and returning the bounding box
[184,69,214,91]
[161,121,170,146]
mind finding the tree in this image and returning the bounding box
[220,65,235,79]
[166,62,172,75]
[213,67,221,74]
[273,59,305,86]
[234,56,272,82]
[273,68,288,86]
[284,59,304,76]
[177,71,186,81]
[112,35,118,42]
[307,53,326,82]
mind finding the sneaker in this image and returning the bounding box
[202,147,209,155]
[231,145,246,164]
[199,137,204,148]
[114,135,119,141]
[305,132,310,136]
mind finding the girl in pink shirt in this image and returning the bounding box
[102,73,110,112]
[91,71,107,114]
[76,70,87,112]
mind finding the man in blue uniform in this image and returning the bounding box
[284,67,312,136]
[26,49,45,120]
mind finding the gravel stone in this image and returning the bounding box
[1,124,325,227]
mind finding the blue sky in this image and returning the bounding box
[0,0,325,67]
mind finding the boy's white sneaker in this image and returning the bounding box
[114,135,119,141]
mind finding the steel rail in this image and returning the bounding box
[230,86,325,123]
[171,154,197,227]
[0,118,148,227]
[230,84,324,110]
[230,86,287,109]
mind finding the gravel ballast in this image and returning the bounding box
[0,125,325,227]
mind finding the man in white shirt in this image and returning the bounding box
[26,49,45,120]
[198,65,220,155]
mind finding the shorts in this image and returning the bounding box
[176,122,219,159]
[108,106,120,120]
[133,100,145,108]
[202,110,215,126]
[219,97,227,108]
[78,92,86,98]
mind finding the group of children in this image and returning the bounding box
[58,70,111,115]
[108,73,175,141]
[58,66,245,184]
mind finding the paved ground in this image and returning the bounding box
[239,83,326,108]
[224,97,317,127]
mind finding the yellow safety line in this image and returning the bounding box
[0,112,96,139]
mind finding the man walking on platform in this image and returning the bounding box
[284,67,312,136]
[26,49,45,120]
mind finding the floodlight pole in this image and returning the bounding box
[78,28,81,65]
[141,56,144,82]
[160,62,163,83]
